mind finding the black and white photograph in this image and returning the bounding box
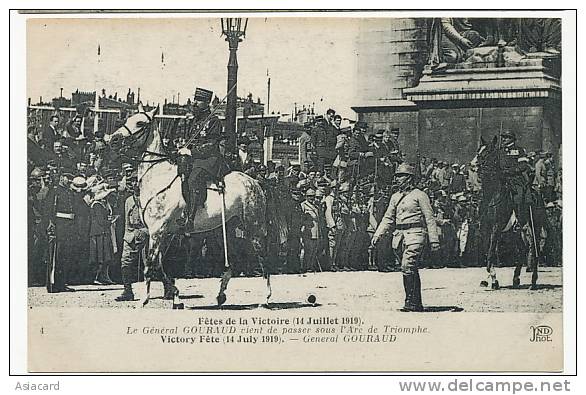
[10,9,576,374]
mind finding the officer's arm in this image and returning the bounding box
[373,194,397,238]
[419,192,440,244]
[124,198,136,236]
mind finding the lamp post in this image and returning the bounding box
[221,17,248,152]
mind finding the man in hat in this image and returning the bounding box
[70,176,91,284]
[346,121,374,182]
[498,130,530,220]
[45,171,78,293]
[235,138,253,172]
[449,163,467,194]
[41,115,60,152]
[300,188,323,273]
[372,164,440,312]
[284,187,304,273]
[311,116,337,172]
[334,182,353,271]
[116,172,149,301]
[375,129,403,186]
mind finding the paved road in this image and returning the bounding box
[28,267,563,313]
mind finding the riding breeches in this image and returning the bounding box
[392,229,426,275]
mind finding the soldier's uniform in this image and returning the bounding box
[373,164,439,311]
[346,122,374,182]
[300,189,323,272]
[116,188,149,301]
[46,179,77,293]
[498,131,529,221]
[311,117,337,172]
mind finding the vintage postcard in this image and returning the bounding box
[13,10,575,373]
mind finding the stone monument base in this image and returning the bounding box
[352,57,561,164]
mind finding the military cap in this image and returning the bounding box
[70,176,88,192]
[315,189,324,198]
[305,188,316,197]
[390,127,400,134]
[194,87,213,104]
[501,130,516,138]
[527,151,537,159]
[395,163,416,176]
[354,121,368,130]
[374,131,384,141]
[30,167,43,179]
[452,163,459,168]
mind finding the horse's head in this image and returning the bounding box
[474,135,500,181]
[106,103,159,155]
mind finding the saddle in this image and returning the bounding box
[177,155,231,227]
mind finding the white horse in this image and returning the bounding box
[107,104,276,306]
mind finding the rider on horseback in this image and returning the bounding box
[498,130,531,221]
[176,88,231,228]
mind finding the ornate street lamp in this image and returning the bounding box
[221,17,248,152]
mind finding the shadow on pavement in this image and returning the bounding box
[186,301,322,310]
[73,286,123,292]
[423,306,464,312]
[264,302,322,310]
[500,284,562,290]
[187,303,260,310]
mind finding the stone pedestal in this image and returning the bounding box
[403,58,561,162]
[353,41,561,164]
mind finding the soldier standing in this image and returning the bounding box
[300,189,323,273]
[45,171,77,293]
[372,164,440,312]
[115,173,148,301]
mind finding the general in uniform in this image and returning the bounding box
[372,164,440,312]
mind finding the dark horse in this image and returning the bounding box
[475,136,545,290]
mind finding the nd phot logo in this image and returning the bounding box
[530,325,553,342]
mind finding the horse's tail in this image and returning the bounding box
[239,173,268,237]
[265,188,289,245]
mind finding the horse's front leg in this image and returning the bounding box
[142,236,160,306]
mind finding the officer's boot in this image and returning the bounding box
[400,274,414,312]
[163,278,177,300]
[115,267,134,301]
[412,271,424,311]
[177,176,191,227]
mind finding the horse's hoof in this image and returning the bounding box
[512,279,521,288]
[141,298,149,307]
[173,302,185,310]
[530,284,539,290]
[526,267,533,273]
[217,293,227,306]
[480,281,489,287]
[491,280,500,290]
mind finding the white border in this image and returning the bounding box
[5,3,580,391]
